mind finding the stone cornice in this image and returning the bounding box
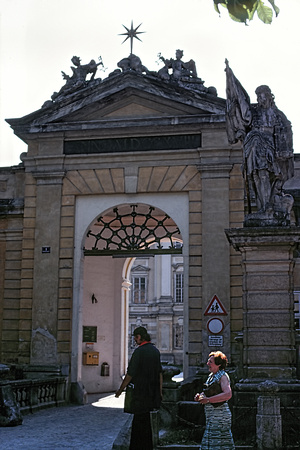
[9,114,226,139]
[225,227,300,251]
[6,70,226,143]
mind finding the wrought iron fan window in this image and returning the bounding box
[84,204,182,256]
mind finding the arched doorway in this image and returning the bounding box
[72,193,189,393]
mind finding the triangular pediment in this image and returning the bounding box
[131,264,150,273]
[102,101,164,118]
[60,90,206,122]
[6,71,226,136]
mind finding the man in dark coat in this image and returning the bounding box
[115,327,163,450]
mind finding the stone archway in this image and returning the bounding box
[72,193,189,394]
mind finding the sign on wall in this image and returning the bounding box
[82,326,97,343]
[204,294,227,316]
[64,134,201,155]
[208,335,223,347]
[207,317,224,335]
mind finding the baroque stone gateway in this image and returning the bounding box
[1,35,300,447]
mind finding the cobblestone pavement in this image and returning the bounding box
[0,393,128,449]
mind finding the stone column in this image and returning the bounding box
[157,254,173,358]
[226,227,300,378]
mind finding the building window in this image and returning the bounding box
[294,291,300,331]
[131,276,147,304]
[175,272,184,303]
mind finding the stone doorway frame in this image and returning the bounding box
[71,193,189,387]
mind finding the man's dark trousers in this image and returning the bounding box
[129,412,153,450]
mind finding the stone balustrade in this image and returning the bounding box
[0,377,67,414]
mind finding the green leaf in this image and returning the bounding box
[247,1,260,21]
[268,0,280,17]
[214,3,221,14]
[257,1,273,24]
[226,1,252,24]
[213,0,226,14]
[212,0,280,24]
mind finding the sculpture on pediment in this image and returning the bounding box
[50,56,104,102]
[157,49,197,81]
[62,56,102,83]
[225,59,294,226]
[117,54,149,74]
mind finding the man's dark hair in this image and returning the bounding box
[133,326,151,342]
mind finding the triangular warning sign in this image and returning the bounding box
[204,295,227,316]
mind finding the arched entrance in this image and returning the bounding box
[72,193,189,394]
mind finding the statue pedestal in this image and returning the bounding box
[256,395,282,449]
[226,227,300,378]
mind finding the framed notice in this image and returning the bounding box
[83,326,97,343]
[208,335,223,347]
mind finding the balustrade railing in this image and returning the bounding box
[1,377,66,413]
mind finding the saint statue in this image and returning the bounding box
[225,60,294,225]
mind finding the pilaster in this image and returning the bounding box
[30,171,65,365]
[226,227,300,378]
[198,163,233,362]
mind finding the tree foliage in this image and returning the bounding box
[214,0,280,24]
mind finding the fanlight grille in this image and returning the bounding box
[84,204,182,256]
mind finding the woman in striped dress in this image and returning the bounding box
[194,351,235,449]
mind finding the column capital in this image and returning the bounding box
[32,171,66,185]
[197,163,233,179]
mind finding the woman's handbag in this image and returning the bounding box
[203,381,225,408]
[124,383,135,413]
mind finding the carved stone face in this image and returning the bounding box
[256,86,273,108]
[257,92,268,108]
[176,49,183,60]
[71,56,81,67]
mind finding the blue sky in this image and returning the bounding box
[1,0,299,166]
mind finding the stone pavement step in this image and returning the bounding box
[0,392,128,450]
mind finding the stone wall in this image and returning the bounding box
[0,167,25,364]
